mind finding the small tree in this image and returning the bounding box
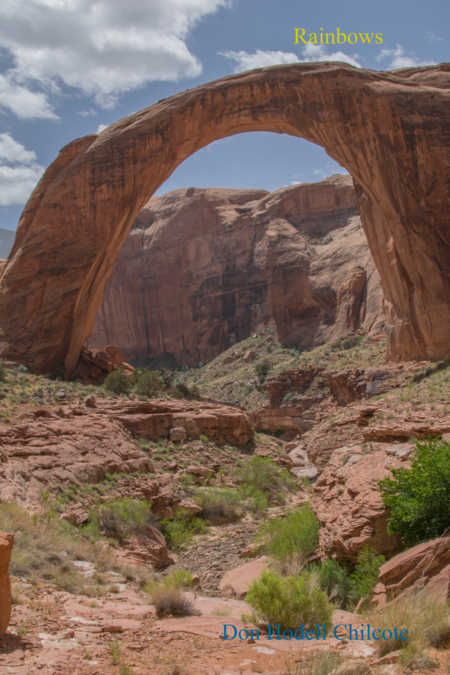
[379,437,450,546]
[255,359,271,384]
[104,366,133,395]
[135,371,162,398]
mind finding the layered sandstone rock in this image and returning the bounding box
[0,399,252,508]
[372,537,450,608]
[311,443,414,563]
[1,63,449,375]
[88,176,383,365]
[0,531,13,635]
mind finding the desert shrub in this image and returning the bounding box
[0,502,146,594]
[193,487,243,521]
[160,512,208,551]
[369,590,450,660]
[175,382,200,399]
[244,486,270,515]
[0,359,6,382]
[90,498,152,543]
[256,507,319,573]
[348,546,385,608]
[234,455,296,497]
[148,583,197,617]
[162,569,193,588]
[255,358,271,384]
[104,366,133,395]
[134,370,162,398]
[378,437,450,545]
[246,569,332,632]
[313,559,351,609]
[287,651,366,675]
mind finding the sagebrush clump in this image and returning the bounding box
[246,569,332,632]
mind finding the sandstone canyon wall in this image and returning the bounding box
[88,176,384,366]
[0,63,449,375]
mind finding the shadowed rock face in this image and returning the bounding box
[0,62,449,374]
[87,175,383,366]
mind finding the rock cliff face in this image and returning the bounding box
[88,176,384,366]
[1,63,449,374]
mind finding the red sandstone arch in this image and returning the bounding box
[1,62,450,375]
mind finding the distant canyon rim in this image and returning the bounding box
[0,62,449,375]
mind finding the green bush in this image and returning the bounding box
[378,437,450,546]
[90,498,152,543]
[103,366,133,395]
[0,359,6,382]
[256,507,319,570]
[135,370,163,398]
[348,546,385,608]
[314,558,351,609]
[246,569,333,632]
[193,487,243,521]
[160,512,208,551]
[161,569,193,589]
[234,455,296,497]
[255,359,271,384]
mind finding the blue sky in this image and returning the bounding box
[0,0,448,231]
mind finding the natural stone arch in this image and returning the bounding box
[0,61,450,376]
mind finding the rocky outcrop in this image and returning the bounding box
[0,414,155,506]
[251,368,326,433]
[88,176,383,365]
[325,366,403,405]
[1,63,449,375]
[0,399,251,508]
[311,443,414,563]
[119,524,174,569]
[0,531,13,635]
[72,344,133,383]
[372,537,450,607]
[94,399,253,446]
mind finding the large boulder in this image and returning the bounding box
[311,443,414,563]
[219,557,268,599]
[372,537,450,608]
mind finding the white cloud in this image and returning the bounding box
[0,0,229,117]
[296,43,361,68]
[0,133,45,206]
[312,167,325,176]
[426,31,444,43]
[0,72,57,120]
[220,49,300,72]
[97,123,108,133]
[78,109,97,117]
[376,45,436,69]
[221,44,361,73]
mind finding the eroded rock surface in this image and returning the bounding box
[88,176,383,365]
[311,443,414,563]
[0,399,252,508]
[372,537,450,607]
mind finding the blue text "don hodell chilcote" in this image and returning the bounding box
[222,624,409,642]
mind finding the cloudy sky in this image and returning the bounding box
[0,0,448,230]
